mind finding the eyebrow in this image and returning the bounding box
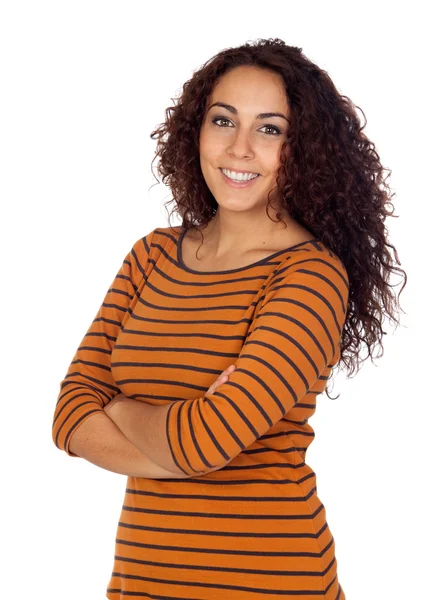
[207,102,290,124]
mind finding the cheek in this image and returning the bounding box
[263,140,285,165]
[199,124,210,151]
[199,127,222,160]
[265,143,288,178]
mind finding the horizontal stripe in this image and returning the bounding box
[52,226,347,599]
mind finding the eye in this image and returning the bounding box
[211,117,281,136]
[259,124,282,136]
[212,117,234,128]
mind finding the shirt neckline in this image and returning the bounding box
[176,227,320,276]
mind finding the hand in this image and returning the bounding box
[205,365,237,472]
[206,364,237,395]
[201,365,238,473]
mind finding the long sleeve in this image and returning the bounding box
[52,229,156,456]
[165,251,349,476]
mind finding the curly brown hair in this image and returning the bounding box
[149,37,408,385]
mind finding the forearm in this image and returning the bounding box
[105,398,178,467]
[105,398,195,474]
[68,411,195,479]
[106,397,229,475]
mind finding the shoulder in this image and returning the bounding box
[129,227,158,258]
[149,225,182,245]
[129,226,184,267]
[266,242,350,314]
[131,226,180,252]
[283,241,349,286]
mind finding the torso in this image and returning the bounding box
[177,223,316,272]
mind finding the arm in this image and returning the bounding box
[103,372,235,476]
[68,411,201,479]
[104,253,349,477]
[163,252,350,476]
[103,395,203,475]
[52,229,228,478]
[52,230,156,457]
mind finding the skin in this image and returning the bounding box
[196,64,313,260]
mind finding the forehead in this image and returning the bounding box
[207,66,289,113]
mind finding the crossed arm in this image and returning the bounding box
[104,394,191,475]
[68,394,228,479]
[60,237,348,480]
[65,335,234,479]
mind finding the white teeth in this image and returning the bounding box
[221,168,259,182]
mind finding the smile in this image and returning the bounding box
[219,168,260,188]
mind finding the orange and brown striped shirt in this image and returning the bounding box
[52,225,349,600]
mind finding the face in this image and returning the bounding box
[199,66,290,215]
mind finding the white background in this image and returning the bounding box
[1,1,444,598]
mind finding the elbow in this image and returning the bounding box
[52,395,104,456]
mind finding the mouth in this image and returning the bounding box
[219,168,261,188]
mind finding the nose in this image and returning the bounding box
[226,127,254,159]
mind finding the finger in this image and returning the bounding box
[220,365,236,381]
[208,366,236,395]
[208,376,226,395]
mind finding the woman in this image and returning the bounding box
[52,38,407,599]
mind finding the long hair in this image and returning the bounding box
[149,37,408,383]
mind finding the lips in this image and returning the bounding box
[219,168,260,188]
[221,168,260,179]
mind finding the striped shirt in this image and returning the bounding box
[52,225,349,599]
